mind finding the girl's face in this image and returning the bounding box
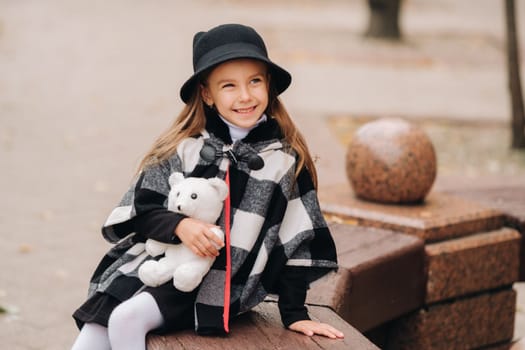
[201,59,270,129]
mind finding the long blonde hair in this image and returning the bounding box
[137,76,318,188]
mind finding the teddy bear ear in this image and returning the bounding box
[168,172,185,187]
[208,178,229,200]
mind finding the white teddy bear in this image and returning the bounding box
[138,172,228,292]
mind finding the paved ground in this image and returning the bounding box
[1,1,525,349]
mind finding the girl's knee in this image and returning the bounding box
[108,301,136,330]
[71,323,110,350]
[108,293,163,334]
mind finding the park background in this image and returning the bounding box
[1,1,525,349]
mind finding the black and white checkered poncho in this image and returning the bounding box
[87,112,338,334]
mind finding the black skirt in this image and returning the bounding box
[73,282,198,334]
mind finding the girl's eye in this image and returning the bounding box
[191,193,197,200]
[221,83,234,89]
[251,78,262,84]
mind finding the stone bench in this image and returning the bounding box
[147,301,379,349]
[319,184,521,348]
[443,186,525,280]
[307,222,426,333]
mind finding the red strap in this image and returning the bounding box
[223,167,231,333]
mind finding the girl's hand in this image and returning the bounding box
[175,218,224,258]
[288,320,344,339]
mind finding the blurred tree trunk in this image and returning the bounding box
[365,0,402,40]
[505,0,525,148]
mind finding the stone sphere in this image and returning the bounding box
[346,118,437,204]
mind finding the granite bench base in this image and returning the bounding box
[147,301,379,350]
[318,184,522,349]
[375,288,516,350]
[443,186,525,280]
[425,227,520,303]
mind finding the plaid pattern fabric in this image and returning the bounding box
[87,114,338,334]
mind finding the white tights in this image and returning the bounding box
[71,292,164,350]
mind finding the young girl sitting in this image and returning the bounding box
[71,23,343,350]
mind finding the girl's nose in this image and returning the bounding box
[238,85,251,101]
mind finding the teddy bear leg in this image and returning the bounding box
[172,260,212,292]
[138,260,174,287]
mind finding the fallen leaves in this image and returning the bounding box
[18,244,33,254]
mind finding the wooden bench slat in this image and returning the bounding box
[147,301,379,349]
[250,302,325,350]
[308,304,380,350]
[148,334,182,350]
[180,313,276,350]
[149,313,275,350]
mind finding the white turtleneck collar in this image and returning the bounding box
[218,114,268,142]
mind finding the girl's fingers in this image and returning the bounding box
[192,236,212,257]
[192,246,205,257]
[197,232,220,257]
[201,240,219,257]
[314,324,344,339]
[176,219,223,257]
[290,321,344,339]
[192,242,206,257]
[316,327,338,339]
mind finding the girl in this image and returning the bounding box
[71,23,343,350]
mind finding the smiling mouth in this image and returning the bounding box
[234,106,256,114]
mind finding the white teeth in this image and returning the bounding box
[235,107,255,113]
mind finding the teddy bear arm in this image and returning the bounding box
[209,227,225,248]
[145,239,168,257]
[138,258,175,287]
[173,259,214,292]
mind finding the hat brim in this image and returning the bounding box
[179,44,291,103]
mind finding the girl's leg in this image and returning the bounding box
[107,292,164,350]
[71,323,110,350]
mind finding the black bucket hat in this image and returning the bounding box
[179,23,292,103]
